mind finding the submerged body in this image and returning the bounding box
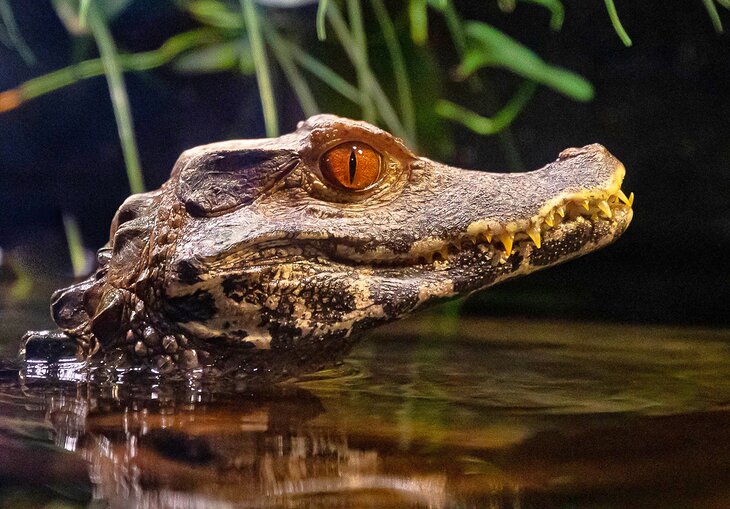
[23,115,633,380]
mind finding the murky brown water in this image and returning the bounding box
[1,312,730,508]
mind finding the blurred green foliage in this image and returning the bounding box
[1,0,607,187]
[2,0,729,195]
[2,0,727,194]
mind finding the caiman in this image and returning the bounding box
[21,115,633,381]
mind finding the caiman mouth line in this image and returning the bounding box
[206,184,634,272]
[412,186,634,267]
[322,169,634,269]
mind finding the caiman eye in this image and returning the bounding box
[320,142,382,191]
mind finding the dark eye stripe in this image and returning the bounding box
[349,148,357,184]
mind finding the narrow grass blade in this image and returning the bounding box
[87,0,145,194]
[316,0,329,40]
[436,81,537,135]
[409,0,428,45]
[439,1,466,56]
[0,0,36,65]
[241,0,279,137]
[521,0,564,31]
[0,29,221,110]
[263,24,319,117]
[327,4,408,142]
[173,38,253,74]
[185,0,244,29]
[287,44,362,104]
[346,0,376,122]
[702,0,724,33]
[62,213,87,278]
[371,0,416,146]
[461,21,593,102]
[603,0,632,46]
[79,0,91,29]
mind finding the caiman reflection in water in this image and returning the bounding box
[3,320,730,508]
[10,376,453,508]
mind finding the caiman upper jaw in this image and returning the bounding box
[324,143,633,270]
[412,158,633,266]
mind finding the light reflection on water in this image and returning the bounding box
[1,317,730,508]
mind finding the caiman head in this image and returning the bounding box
[48,115,633,375]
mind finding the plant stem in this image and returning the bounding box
[702,0,724,33]
[286,43,362,104]
[316,0,330,40]
[2,29,219,105]
[0,0,36,65]
[346,0,376,122]
[409,0,428,45]
[441,1,466,55]
[62,213,87,278]
[522,0,564,31]
[604,0,632,46]
[241,0,279,137]
[79,0,91,29]
[436,81,537,135]
[327,4,408,141]
[370,0,416,147]
[263,24,319,117]
[87,0,145,194]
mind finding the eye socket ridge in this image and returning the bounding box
[319,141,383,192]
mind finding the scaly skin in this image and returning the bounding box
[22,115,633,381]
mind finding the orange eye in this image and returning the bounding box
[320,142,382,191]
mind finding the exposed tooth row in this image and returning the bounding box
[420,190,633,265]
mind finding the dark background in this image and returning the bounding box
[1,1,728,326]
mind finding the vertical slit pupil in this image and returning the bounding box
[349,148,357,185]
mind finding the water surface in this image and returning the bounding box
[1,311,729,508]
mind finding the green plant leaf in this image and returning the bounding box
[87,0,145,194]
[240,0,278,137]
[426,0,448,11]
[603,0,632,46]
[460,21,593,102]
[185,0,244,29]
[62,213,87,277]
[0,0,36,64]
[701,0,724,33]
[316,0,329,40]
[52,0,133,35]
[409,0,428,45]
[172,39,253,74]
[520,0,564,31]
[436,80,537,135]
[262,22,319,117]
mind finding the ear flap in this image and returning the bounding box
[175,149,300,217]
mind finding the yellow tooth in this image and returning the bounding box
[527,227,541,248]
[628,192,635,206]
[617,189,630,205]
[557,206,565,217]
[597,200,612,218]
[485,232,492,243]
[499,233,514,256]
[545,213,554,227]
[581,200,590,211]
